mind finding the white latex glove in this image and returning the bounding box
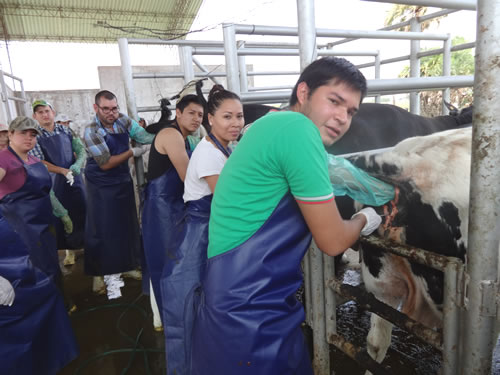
[131,146,146,157]
[65,170,75,186]
[0,276,15,306]
[352,207,382,236]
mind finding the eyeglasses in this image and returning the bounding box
[97,105,120,114]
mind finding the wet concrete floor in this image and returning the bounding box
[58,251,166,375]
[57,249,442,375]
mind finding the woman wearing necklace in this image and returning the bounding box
[160,85,244,375]
[0,116,78,374]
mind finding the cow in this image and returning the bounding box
[327,102,472,155]
[339,127,472,368]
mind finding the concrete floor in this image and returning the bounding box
[58,251,166,375]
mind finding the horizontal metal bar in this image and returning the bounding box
[356,42,475,69]
[247,71,299,76]
[126,38,328,49]
[192,47,379,57]
[368,75,474,92]
[2,71,23,81]
[328,279,443,350]
[133,72,227,79]
[7,96,27,103]
[329,333,392,375]
[327,9,458,48]
[233,23,449,40]
[247,85,292,91]
[362,0,477,11]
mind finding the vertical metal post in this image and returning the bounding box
[0,71,12,123]
[222,23,241,95]
[19,79,29,116]
[323,253,337,336]
[237,41,248,93]
[117,38,144,188]
[297,0,317,71]
[304,249,313,326]
[374,52,381,103]
[310,242,329,375]
[409,18,421,114]
[462,1,500,373]
[442,260,462,375]
[179,46,195,84]
[442,35,452,115]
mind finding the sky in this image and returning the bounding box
[0,0,477,92]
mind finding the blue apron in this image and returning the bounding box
[191,193,314,375]
[0,148,60,282]
[84,125,141,276]
[141,136,190,317]
[0,212,78,375]
[161,194,212,375]
[37,132,86,249]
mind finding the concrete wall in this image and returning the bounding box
[11,64,252,135]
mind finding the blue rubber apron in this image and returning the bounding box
[84,124,141,275]
[38,132,86,249]
[191,193,314,375]
[0,147,60,282]
[0,212,78,375]
[142,133,191,317]
[161,194,212,375]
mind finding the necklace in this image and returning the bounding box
[208,133,231,158]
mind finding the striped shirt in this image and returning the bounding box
[83,113,154,166]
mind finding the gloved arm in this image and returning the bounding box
[131,146,146,157]
[69,136,86,175]
[49,189,73,234]
[352,207,382,236]
[0,275,15,306]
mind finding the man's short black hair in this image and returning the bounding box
[95,90,117,105]
[289,57,367,106]
[176,94,205,113]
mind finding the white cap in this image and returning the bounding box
[55,113,72,123]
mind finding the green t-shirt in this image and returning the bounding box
[208,111,334,258]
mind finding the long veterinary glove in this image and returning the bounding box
[352,207,382,236]
[61,215,73,234]
[69,136,86,175]
[0,276,15,306]
[131,146,146,157]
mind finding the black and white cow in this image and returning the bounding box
[327,102,472,155]
[344,127,471,365]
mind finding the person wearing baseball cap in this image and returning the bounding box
[30,99,87,261]
[0,122,8,151]
[55,113,72,127]
[0,116,79,373]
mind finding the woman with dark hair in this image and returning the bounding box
[160,85,244,375]
[0,116,78,374]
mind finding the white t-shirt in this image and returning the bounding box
[183,137,227,202]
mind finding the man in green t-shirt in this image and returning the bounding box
[191,57,382,375]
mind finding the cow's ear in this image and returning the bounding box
[296,81,310,106]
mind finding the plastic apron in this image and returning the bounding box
[84,125,141,276]
[161,194,212,375]
[38,132,86,249]
[0,212,78,375]
[0,149,60,282]
[142,133,191,318]
[191,193,314,375]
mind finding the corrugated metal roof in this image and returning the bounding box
[0,0,204,42]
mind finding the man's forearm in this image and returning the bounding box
[98,150,133,170]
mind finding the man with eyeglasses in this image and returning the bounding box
[30,100,87,273]
[83,90,154,297]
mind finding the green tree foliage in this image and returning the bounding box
[399,37,474,116]
[385,5,474,116]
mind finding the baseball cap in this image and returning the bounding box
[32,99,53,112]
[0,123,8,132]
[55,113,72,123]
[9,116,42,135]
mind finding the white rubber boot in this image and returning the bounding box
[150,281,163,332]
